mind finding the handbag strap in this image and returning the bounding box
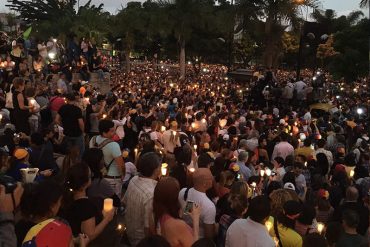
[273,218,283,247]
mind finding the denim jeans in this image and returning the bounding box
[64,135,85,157]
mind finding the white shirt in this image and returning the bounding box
[178,188,216,238]
[162,129,180,153]
[272,167,286,182]
[123,161,137,183]
[303,112,312,122]
[37,43,47,58]
[294,80,307,93]
[271,141,294,161]
[226,218,275,247]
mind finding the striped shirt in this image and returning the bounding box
[123,176,157,246]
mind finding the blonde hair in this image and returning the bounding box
[269,189,299,217]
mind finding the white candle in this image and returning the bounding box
[103,198,113,212]
[260,169,265,177]
[265,168,272,177]
[265,221,272,232]
[134,148,138,159]
[317,222,324,234]
[350,170,355,178]
[161,163,168,176]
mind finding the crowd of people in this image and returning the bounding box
[0,33,369,247]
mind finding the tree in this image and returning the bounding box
[6,0,109,41]
[260,0,318,68]
[114,2,148,72]
[316,34,338,67]
[157,0,214,79]
[71,2,110,45]
[327,18,369,81]
[360,0,369,8]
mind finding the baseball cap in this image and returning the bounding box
[14,148,28,160]
[22,219,72,247]
[284,182,296,191]
[317,189,330,199]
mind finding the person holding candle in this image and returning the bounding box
[63,163,115,242]
[25,87,40,134]
[162,121,181,167]
[226,195,274,247]
[11,77,32,135]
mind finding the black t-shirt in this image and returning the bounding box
[15,220,36,247]
[58,104,83,137]
[64,198,101,236]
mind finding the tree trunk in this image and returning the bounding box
[179,38,186,80]
[125,49,130,73]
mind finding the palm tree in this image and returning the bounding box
[261,0,318,68]
[312,9,364,33]
[360,0,369,8]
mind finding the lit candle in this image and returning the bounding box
[201,119,206,124]
[117,224,124,231]
[102,114,107,119]
[251,182,256,188]
[350,170,355,178]
[317,222,324,234]
[265,168,272,177]
[29,99,36,106]
[134,148,138,159]
[265,221,272,232]
[194,145,197,150]
[0,114,2,121]
[161,163,168,176]
[189,168,195,173]
[260,169,265,177]
[103,198,113,212]
[161,126,166,132]
[191,122,196,128]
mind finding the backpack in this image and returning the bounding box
[5,84,13,109]
[91,136,115,172]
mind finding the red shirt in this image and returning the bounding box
[49,96,65,112]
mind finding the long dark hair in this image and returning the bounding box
[63,163,90,207]
[82,148,104,179]
[20,180,63,220]
[153,177,181,226]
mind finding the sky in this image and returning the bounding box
[0,0,367,17]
